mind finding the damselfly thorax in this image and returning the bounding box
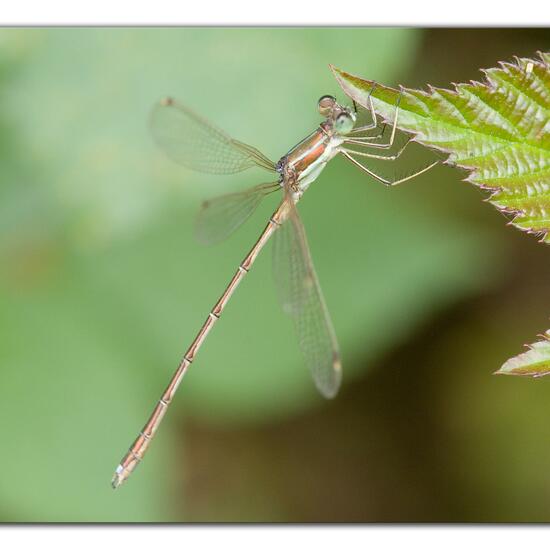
[277,122,343,197]
[111,90,438,489]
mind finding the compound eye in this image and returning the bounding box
[335,112,354,134]
[318,95,336,116]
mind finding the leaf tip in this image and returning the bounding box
[329,64,345,79]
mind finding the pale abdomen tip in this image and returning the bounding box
[111,465,127,490]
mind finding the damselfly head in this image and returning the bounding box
[318,95,356,134]
[317,95,337,117]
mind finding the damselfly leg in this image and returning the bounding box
[340,87,438,186]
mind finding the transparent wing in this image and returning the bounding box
[150,97,277,174]
[272,193,342,398]
[195,182,280,245]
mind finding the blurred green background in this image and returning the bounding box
[0,28,549,522]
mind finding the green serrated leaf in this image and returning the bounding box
[331,51,550,243]
[495,330,550,377]
[333,53,550,381]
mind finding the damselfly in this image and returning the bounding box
[111,90,437,489]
